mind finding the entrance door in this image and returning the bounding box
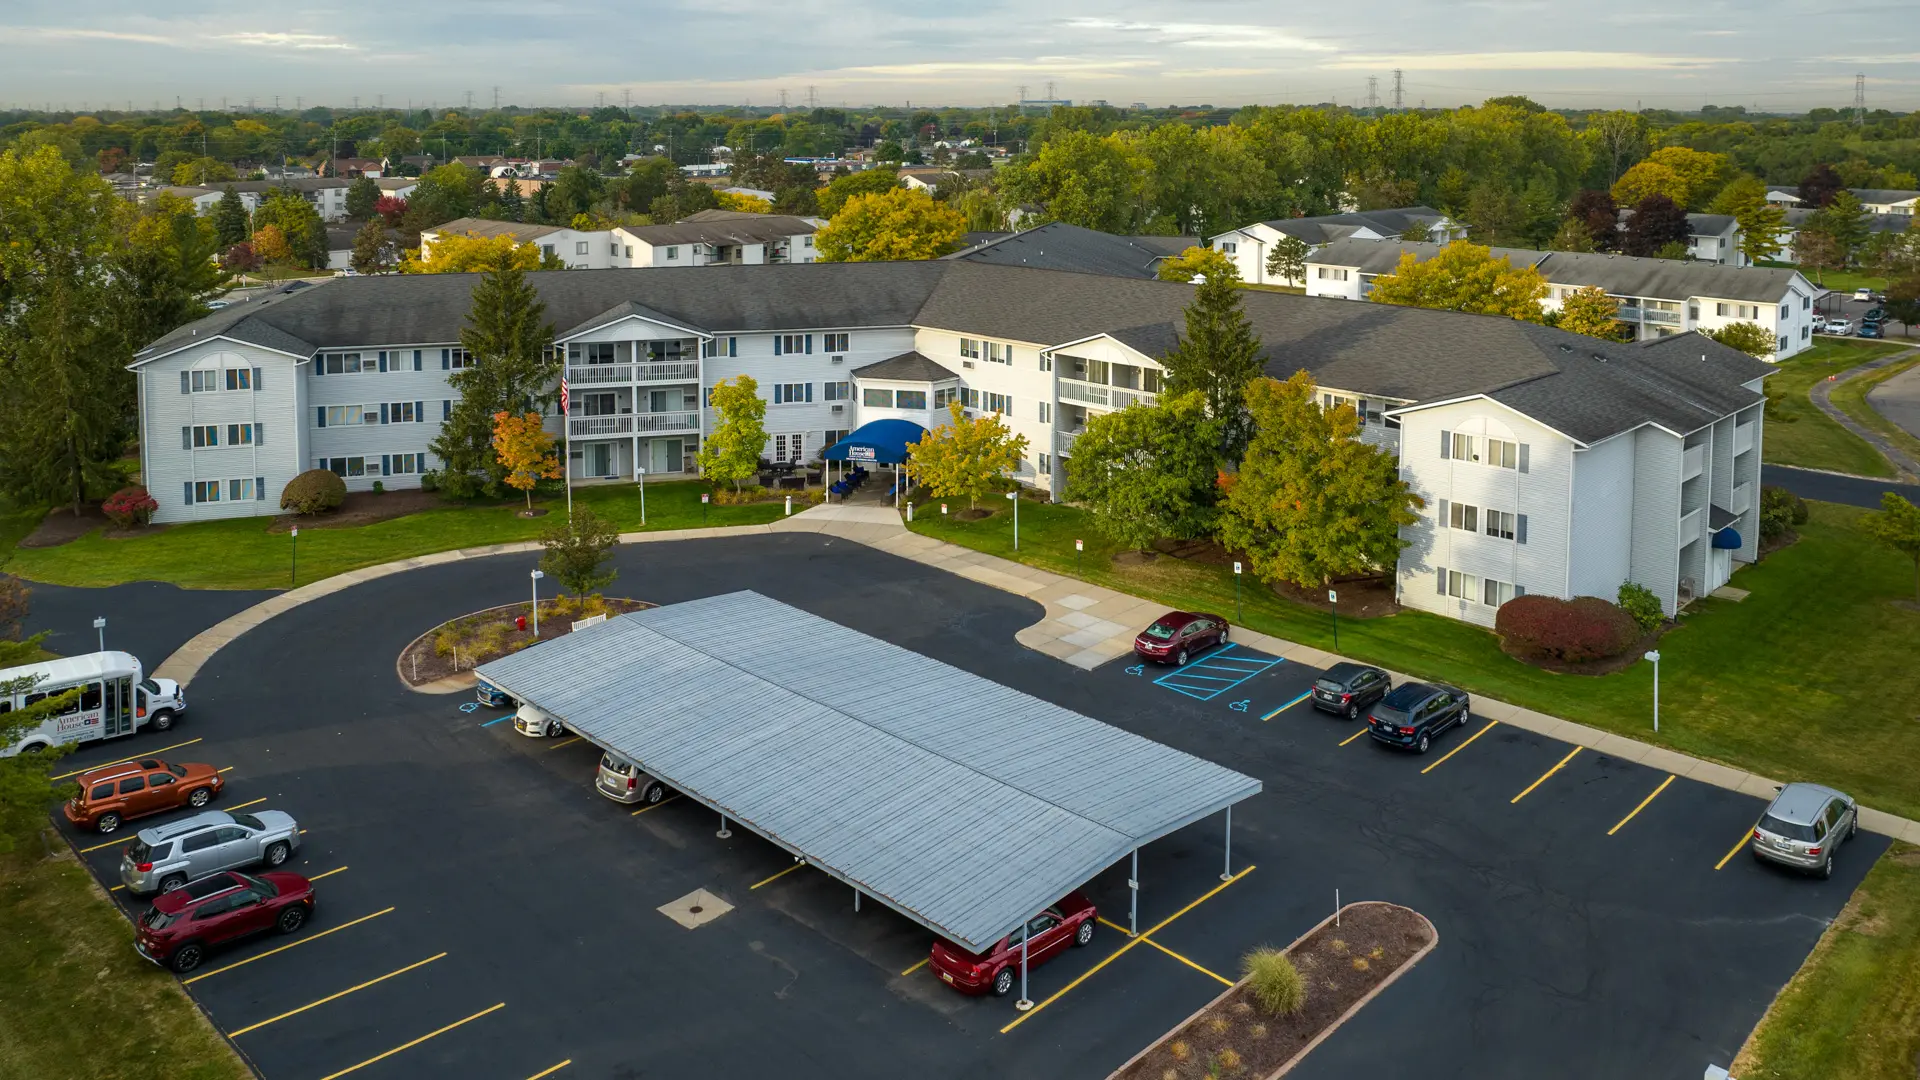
[587,443,613,478]
[651,439,682,474]
[1708,546,1733,592]
[104,677,133,737]
[649,389,671,414]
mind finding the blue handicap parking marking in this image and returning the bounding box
[1227,699,1251,713]
[480,714,513,727]
[459,702,480,714]
[1151,644,1286,702]
[1125,664,1147,676]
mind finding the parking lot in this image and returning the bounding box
[43,532,1880,1079]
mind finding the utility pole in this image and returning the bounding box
[807,85,817,110]
[1392,69,1404,111]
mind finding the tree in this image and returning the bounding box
[1794,229,1846,286]
[1587,110,1647,186]
[772,185,820,216]
[1885,275,1920,337]
[1811,191,1870,264]
[1549,217,1595,252]
[815,188,965,262]
[648,176,721,222]
[816,167,902,217]
[431,264,559,497]
[496,179,524,222]
[1705,321,1777,358]
[538,507,620,595]
[1612,161,1688,208]
[1219,372,1424,589]
[1159,271,1267,463]
[1366,240,1549,322]
[997,130,1145,232]
[716,191,772,213]
[1155,246,1239,283]
[1710,177,1788,264]
[1861,493,1920,601]
[908,402,1029,508]
[221,241,261,272]
[492,410,561,511]
[1265,235,1311,286]
[117,196,229,351]
[1798,164,1844,209]
[1645,146,1729,209]
[0,629,80,853]
[1622,194,1690,258]
[250,187,326,267]
[547,165,605,222]
[250,223,293,264]
[1063,391,1221,552]
[374,195,409,227]
[346,175,380,221]
[400,232,565,274]
[697,376,767,492]
[212,185,249,246]
[350,219,392,274]
[1567,189,1619,250]
[1555,286,1622,338]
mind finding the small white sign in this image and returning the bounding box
[290,527,299,537]
[700,493,709,504]
[1075,539,1084,552]
[1328,590,1338,603]
[1233,561,1242,575]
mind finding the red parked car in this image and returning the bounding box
[1133,611,1230,666]
[928,892,1097,996]
[134,870,314,974]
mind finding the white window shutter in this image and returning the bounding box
[1438,498,1449,524]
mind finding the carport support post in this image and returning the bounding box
[854,886,861,912]
[1221,805,1234,882]
[1129,848,1139,936]
[717,813,732,839]
[1016,918,1034,1011]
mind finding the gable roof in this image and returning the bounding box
[850,350,958,382]
[1307,238,1806,303]
[945,222,1195,279]
[620,213,819,247]
[423,217,570,242]
[1230,206,1452,245]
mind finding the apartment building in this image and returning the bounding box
[422,211,823,271]
[1303,238,1817,361]
[1207,207,1468,287]
[1767,185,1918,215]
[159,179,355,222]
[130,262,1771,627]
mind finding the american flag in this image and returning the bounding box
[560,375,570,416]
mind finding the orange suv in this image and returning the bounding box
[65,758,224,835]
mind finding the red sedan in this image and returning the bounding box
[1133,610,1230,666]
[928,892,1096,996]
[135,870,314,974]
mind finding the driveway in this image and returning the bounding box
[1867,361,1920,441]
[43,535,1875,1080]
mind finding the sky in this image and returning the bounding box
[3,0,1917,113]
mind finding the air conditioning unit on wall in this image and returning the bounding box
[831,355,843,363]
[831,404,844,413]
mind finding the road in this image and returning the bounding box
[1762,464,1920,509]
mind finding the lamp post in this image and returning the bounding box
[1329,589,1340,652]
[636,466,646,526]
[1006,490,1018,550]
[290,526,299,586]
[92,617,106,654]
[1645,650,1661,732]
[531,569,545,637]
[1233,562,1243,622]
[1075,538,1083,577]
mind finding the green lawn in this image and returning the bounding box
[1829,352,1920,469]
[1763,338,1913,477]
[911,496,1920,818]
[6,481,786,591]
[1758,263,1888,295]
[1732,843,1920,1080]
[0,848,252,1080]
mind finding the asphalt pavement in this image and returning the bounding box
[41,534,1874,1080]
[1867,362,1920,441]
[19,579,278,668]
[1761,464,1920,508]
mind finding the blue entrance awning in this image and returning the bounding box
[821,419,927,465]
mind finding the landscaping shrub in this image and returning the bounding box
[1759,484,1809,541]
[1616,581,1663,632]
[712,485,768,505]
[1495,594,1641,662]
[101,486,158,528]
[279,469,347,515]
[418,470,441,493]
[1241,947,1305,1016]
[371,480,385,495]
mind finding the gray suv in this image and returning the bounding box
[119,809,302,895]
[1750,783,1858,879]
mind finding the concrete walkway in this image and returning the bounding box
[1811,347,1920,480]
[154,501,1920,845]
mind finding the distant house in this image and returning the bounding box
[422,210,824,270]
[945,222,1194,279]
[1766,184,1917,216]
[156,178,354,222]
[420,219,608,269]
[319,157,382,179]
[1208,207,1467,286]
[1778,208,1913,263]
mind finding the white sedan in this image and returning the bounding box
[1826,318,1855,336]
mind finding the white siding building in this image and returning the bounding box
[1208,207,1467,287]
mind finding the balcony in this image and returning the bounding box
[566,361,699,386]
[567,411,700,439]
[1733,421,1755,456]
[636,411,699,433]
[1643,308,1683,327]
[1110,389,1158,409]
[1678,507,1703,546]
[1058,381,1110,407]
[1682,443,1705,481]
[1055,429,1082,456]
[1729,481,1753,516]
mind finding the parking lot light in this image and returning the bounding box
[1645,650,1661,732]
[1006,490,1018,550]
[531,569,545,637]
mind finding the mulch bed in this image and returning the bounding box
[1497,625,1667,677]
[1112,902,1435,1080]
[953,507,994,522]
[20,505,173,547]
[1148,538,1402,619]
[398,597,653,686]
[267,488,450,533]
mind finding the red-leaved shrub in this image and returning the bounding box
[102,485,159,528]
[1494,594,1640,663]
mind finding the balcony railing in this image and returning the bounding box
[566,361,699,385]
[1643,308,1683,326]
[1733,421,1755,456]
[636,411,700,433]
[1110,389,1158,409]
[1682,443,1705,481]
[569,415,632,437]
[1678,507,1703,546]
[1055,429,1082,456]
[1729,481,1753,516]
[1058,381,1110,406]
[567,411,701,439]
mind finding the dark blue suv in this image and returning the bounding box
[1367,682,1471,754]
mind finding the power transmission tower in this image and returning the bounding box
[1392,69,1404,111]
[779,88,789,110]
[1017,84,1028,105]
[494,86,501,109]
[273,95,280,111]
[596,90,606,108]
[1853,73,1866,125]
[807,85,817,110]
[295,96,301,111]
[622,88,631,110]
[1045,80,1056,100]
[352,95,359,109]
[464,89,474,111]
[1365,76,1379,114]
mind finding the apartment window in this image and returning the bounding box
[386,401,418,423]
[987,342,1010,365]
[1038,453,1051,475]
[774,334,811,355]
[772,433,803,462]
[1716,303,1759,320]
[665,246,679,260]
[701,336,738,358]
[823,428,850,446]
[863,387,894,408]
[1450,432,1476,462]
[1777,336,1788,351]
[575,241,589,255]
[896,390,927,410]
[1800,326,1809,340]
[441,348,473,370]
[227,478,256,501]
[443,399,452,419]
[822,333,849,353]
[772,382,812,404]
[322,456,372,477]
[1485,509,1516,541]
[388,453,423,475]
[540,244,555,260]
[1038,401,1051,423]
[823,381,850,401]
[933,387,957,408]
[1779,303,1790,318]
[1317,267,1350,281]
[1448,501,1479,533]
[192,480,223,503]
[983,392,1011,416]
[959,338,981,359]
[224,368,252,390]
[184,425,219,448]
[320,404,371,427]
[1482,579,1516,607]
[187,369,223,393]
[1444,570,1477,600]
[379,349,422,371]
[608,243,618,256]
[1485,438,1518,469]
[225,423,259,446]
[961,387,981,409]
[571,342,615,364]
[321,353,368,375]
[1039,353,1053,373]
[1220,241,1237,254]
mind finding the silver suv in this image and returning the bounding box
[119,809,302,895]
[597,752,669,806]
[1750,783,1858,878]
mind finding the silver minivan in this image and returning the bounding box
[120,809,302,895]
[1750,783,1858,878]
[596,752,669,806]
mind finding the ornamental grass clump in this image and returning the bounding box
[1241,947,1306,1016]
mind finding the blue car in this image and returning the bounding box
[1859,321,1883,338]
[474,679,512,708]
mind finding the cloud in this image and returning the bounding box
[1063,18,1333,52]
[2,25,179,45]
[1322,51,1725,71]
[213,31,360,51]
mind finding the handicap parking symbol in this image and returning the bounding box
[458,702,480,714]
[1125,664,1146,676]
[1227,699,1251,713]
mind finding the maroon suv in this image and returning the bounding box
[135,870,314,974]
[1133,611,1229,666]
[928,892,1096,996]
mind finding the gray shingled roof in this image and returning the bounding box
[850,350,958,382]
[1238,206,1451,245]
[475,592,1261,953]
[946,222,1195,279]
[1784,207,1913,235]
[622,213,818,246]
[1308,238,1806,304]
[1482,328,1772,443]
[425,217,569,241]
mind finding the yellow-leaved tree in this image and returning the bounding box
[1155,245,1240,283]
[491,410,561,512]
[402,232,567,274]
[908,402,1029,509]
[1366,241,1547,322]
[816,188,965,262]
[1554,285,1622,339]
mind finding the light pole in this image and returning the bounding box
[1329,589,1340,652]
[1006,490,1018,550]
[290,526,299,586]
[636,466,646,526]
[1233,562,1243,622]
[1645,650,1661,732]
[531,569,545,637]
[92,617,106,654]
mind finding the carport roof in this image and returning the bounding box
[476,591,1261,953]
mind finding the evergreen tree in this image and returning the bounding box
[349,219,391,274]
[1158,272,1266,463]
[212,185,249,246]
[497,178,524,222]
[345,175,380,220]
[1812,191,1871,265]
[429,265,558,497]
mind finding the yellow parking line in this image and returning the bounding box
[631,794,682,816]
[309,866,349,882]
[1001,865,1256,1035]
[228,953,446,1036]
[750,861,807,890]
[1608,775,1676,836]
[218,766,234,774]
[1096,915,1133,937]
[1715,824,1758,870]
[1419,720,1501,775]
[526,1063,571,1080]
[1338,727,1368,747]
[899,957,930,977]
[315,1001,504,1080]
[1097,917,1230,984]
[50,738,203,779]
[545,736,582,751]
[110,884,125,892]
[79,834,133,855]
[184,907,395,984]
[1510,746,1584,804]
[224,797,267,813]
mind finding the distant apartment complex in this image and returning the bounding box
[1207,207,1469,286]
[421,210,823,270]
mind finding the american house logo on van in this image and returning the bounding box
[850,446,877,462]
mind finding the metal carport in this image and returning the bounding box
[476,591,1261,1006]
